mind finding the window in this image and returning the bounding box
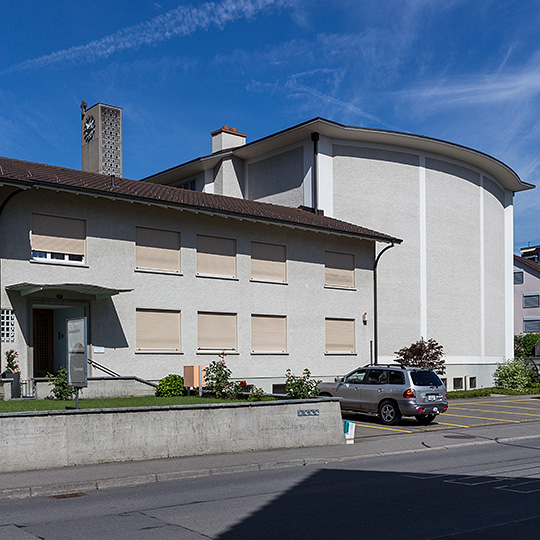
[344,369,367,384]
[523,293,540,309]
[524,318,540,333]
[514,271,524,285]
[251,315,287,353]
[136,227,181,273]
[197,235,236,278]
[469,377,477,389]
[453,377,464,390]
[178,179,196,191]
[366,369,388,384]
[251,242,286,282]
[325,251,355,288]
[325,318,355,353]
[197,312,237,351]
[31,214,86,263]
[389,370,405,385]
[1,309,15,342]
[136,309,180,351]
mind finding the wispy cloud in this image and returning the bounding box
[2,0,293,74]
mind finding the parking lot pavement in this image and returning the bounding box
[343,395,540,439]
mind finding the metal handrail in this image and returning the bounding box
[87,358,121,378]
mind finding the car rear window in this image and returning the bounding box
[389,370,405,385]
[410,371,443,387]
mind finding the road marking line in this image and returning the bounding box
[444,413,520,423]
[353,423,413,433]
[437,422,471,428]
[476,403,540,411]
[451,407,540,417]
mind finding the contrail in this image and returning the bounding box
[3,0,292,74]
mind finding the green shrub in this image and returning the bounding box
[46,367,76,400]
[493,358,537,391]
[248,386,266,402]
[285,368,320,399]
[155,374,185,397]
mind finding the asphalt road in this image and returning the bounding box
[2,420,540,539]
[344,394,540,438]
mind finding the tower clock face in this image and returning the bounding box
[83,116,96,142]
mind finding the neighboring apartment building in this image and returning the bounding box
[145,118,534,390]
[0,156,399,392]
[514,253,540,335]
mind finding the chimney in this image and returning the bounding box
[211,126,246,153]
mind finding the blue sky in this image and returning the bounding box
[1,0,539,251]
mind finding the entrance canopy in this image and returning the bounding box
[6,283,132,299]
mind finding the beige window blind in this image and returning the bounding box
[325,318,355,353]
[136,227,181,272]
[198,312,237,350]
[136,309,181,351]
[325,251,355,288]
[251,242,286,282]
[251,315,287,353]
[32,214,86,256]
[197,235,236,278]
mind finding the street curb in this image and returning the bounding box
[2,434,539,500]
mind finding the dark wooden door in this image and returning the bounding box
[33,309,54,377]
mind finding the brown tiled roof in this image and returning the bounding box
[0,156,401,244]
[515,255,540,274]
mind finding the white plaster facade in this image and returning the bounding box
[0,166,390,392]
[146,118,534,390]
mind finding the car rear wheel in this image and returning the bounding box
[415,413,436,425]
[379,400,401,425]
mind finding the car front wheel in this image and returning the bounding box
[378,401,402,425]
[415,413,436,425]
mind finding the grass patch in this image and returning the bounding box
[0,395,233,414]
[448,386,539,399]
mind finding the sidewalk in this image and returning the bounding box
[2,421,538,500]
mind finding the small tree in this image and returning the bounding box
[285,368,321,399]
[514,333,540,357]
[395,338,446,375]
[46,367,76,400]
[204,356,233,398]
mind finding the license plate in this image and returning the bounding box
[427,394,438,401]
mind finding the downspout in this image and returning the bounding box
[373,242,395,365]
[311,132,319,210]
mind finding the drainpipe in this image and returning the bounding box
[311,132,319,210]
[373,242,395,365]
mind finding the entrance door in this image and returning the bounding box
[33,309,54,377]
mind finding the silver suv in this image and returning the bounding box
[318,364,448,425]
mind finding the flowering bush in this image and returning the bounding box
[4,349,20,374]
[204,358,233,398]
[222,381,244,400]
[285,368,321,399]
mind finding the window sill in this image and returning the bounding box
[30,259,88,269]
[251,352,289,355]
[249,279,288,285]
[196,350,239,355]
[135,350,183,354]
[196,274,238,281]
[324,352,357,356]
[135,268,182,276]
[324,285,357,291]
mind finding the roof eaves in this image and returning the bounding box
[0,175,400,245]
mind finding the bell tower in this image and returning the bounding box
[81,101,123,177]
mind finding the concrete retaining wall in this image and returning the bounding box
[34,377,157,400]
[0,399,343,472]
